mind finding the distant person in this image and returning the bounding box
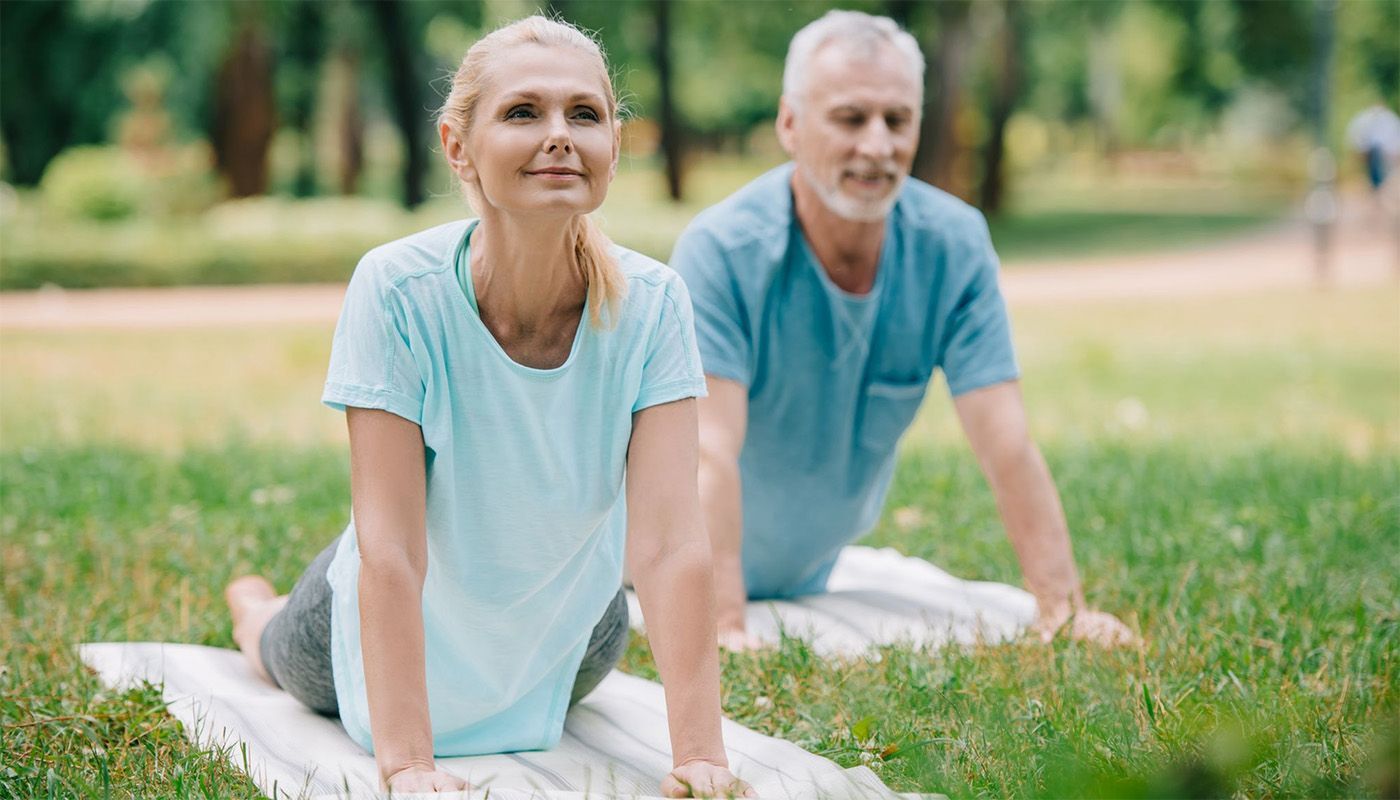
[224,17,750,798]
[670,10,1135,651]
[1346,104,1400,195]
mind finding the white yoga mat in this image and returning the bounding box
[80,642,928,800]
[628,547,1038,655]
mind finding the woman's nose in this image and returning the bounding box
[544,115,573,154]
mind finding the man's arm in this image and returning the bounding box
[953,380,1136,646]
[695,376,763,650]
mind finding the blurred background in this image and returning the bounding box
[1,0,1396,286]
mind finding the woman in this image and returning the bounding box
[224,16,752,798]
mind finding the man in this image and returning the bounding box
[1346,103,1400,197]
[669,10,1134,651]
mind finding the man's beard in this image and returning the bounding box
[801,164,905,222]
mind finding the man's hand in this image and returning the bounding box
[1034,606,1137,647]
[717,624,767,652]
[662,759,756,798]
[384,764,469,793]
[714,569,765,651]
[697,378,754,652]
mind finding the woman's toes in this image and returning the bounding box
[225,575,276,616]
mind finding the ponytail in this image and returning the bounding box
[573,216,625,328]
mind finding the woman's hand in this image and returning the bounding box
[661,759,755,798]
[384,763,469,793]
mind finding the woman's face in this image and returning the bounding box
[445,43,618,219]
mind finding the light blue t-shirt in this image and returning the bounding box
[670,163,1018,599]
[321,219,706,756]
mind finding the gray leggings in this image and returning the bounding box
[259,536,630,716]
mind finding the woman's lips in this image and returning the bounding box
[528,168,584,180]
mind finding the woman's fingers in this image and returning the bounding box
[385,765,468,793]
[663,762,756,798]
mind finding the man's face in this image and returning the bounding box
[778,42,921,221]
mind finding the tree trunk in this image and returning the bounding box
[285,0,324,198]
[978,0,1024,215]
[212,22,276,197]
[365,0,425,208]
[913,0,971,198]
[330,50,365,195]
[653,0,684,201]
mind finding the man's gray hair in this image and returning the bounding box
[782,10,925,110]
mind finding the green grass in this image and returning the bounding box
[2,287,1396,798]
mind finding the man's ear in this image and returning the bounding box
[439,121,476,183]
[775,96,798,157]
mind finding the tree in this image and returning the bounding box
[364,0,427,208]
[0,1,127,185]
[212,16,277,197]
[652,0,684,200]
[280,0,326,197]
[979,0,1025,215]
[913,0,973,198]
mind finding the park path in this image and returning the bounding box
[2,212,1396,330]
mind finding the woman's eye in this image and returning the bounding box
[506,106,535,120]
[574,108,600,122]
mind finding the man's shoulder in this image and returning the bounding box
[680,163,795,255]
[893,178,990,242]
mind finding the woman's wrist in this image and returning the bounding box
[673,752,730,770]
[379,754,437,784]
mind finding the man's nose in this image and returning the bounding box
[544,113,573,154]
[855,118,894,160]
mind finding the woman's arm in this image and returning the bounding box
[346,407,466,792]
[626,399,754,798]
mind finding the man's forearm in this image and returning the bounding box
[698,452,748,628]
[984,441,1085,614]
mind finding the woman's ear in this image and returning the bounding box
[609,120,621,182]
[440,121,476,183]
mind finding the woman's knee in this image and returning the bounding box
[569,589,629,705]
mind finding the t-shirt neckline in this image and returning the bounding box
[452,219,590,379]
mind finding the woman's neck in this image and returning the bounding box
[471,210,587,333]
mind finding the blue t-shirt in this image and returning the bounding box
[321,219,706,756]
[670,163,1018,599]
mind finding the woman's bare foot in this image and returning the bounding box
[225,575,289,683]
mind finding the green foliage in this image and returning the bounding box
[0,161,1288,290]
[37,147,146,222]
[0,195,425,290]
[35,145,220,224]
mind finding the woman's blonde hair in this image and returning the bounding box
[438,15,625,328]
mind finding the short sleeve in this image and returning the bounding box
[632,277,709,413]
[322,256,426,425]
[668,225,752,386]
[939,218,1020,397]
